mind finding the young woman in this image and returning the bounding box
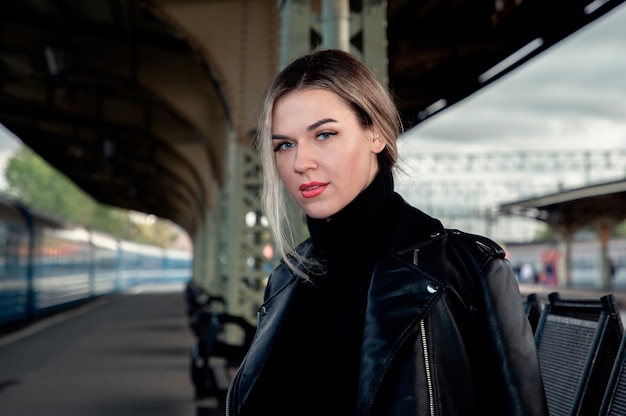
[226,49,548,416]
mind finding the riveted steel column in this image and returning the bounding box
[279,0,313,69]
[192,180,223,295]
[321,0,350,51]
[279,0,387,84]
[222,132,271,326]
[359,0,388,86]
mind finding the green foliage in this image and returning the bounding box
[533,224,553,241]
[4,146,97,223]
[616,219,626,238]
[3,147,178,248]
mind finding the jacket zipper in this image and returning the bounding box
[420,319,435,416]
[225,365,236,416]
[415,248,435,415]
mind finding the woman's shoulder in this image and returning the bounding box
[264,239,314,295]
[444,229,506,259]
[390,194,506,264]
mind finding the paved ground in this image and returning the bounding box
[1,283,624,416]
[0,288,221,416]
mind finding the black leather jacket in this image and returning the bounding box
[227,195,548,416]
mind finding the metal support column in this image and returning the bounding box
[556,226,574,288]
[359,0,388,86]
[321,0,350,51]
[279,0,387,85]
[279,0,313,69]
[192,180,224,296]
[222,132,272,325]
[595,217,615,289]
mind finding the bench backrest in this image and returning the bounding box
[534,292,623,416]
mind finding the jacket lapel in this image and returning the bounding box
[234,264,299,406]
[358,254,446,412]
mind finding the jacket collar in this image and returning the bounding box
[387,193,445,252]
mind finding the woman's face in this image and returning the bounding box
[272,88,385,219]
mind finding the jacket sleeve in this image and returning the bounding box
[468,238,549,415]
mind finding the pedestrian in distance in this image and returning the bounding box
[226,48,548,416]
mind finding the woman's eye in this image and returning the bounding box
[273,141,294,152]
[316,131,336,140]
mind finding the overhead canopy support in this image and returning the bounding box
[499,180,626,228]
[500,179,626,288]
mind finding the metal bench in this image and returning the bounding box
[534,292,623,416]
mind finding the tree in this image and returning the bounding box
[616,219,626,238]
[4,146,98,223]
[3,146,179,248]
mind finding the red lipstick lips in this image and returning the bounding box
[299,182,328,198]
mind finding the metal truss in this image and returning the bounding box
[220,142,271,324]
[396,148,626,233]
[400,148,626,178]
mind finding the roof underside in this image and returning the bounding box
[386,0,625,128]
[499,179,626,229]
[0,0,624,236]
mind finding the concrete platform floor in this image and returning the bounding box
[0,288,221,416]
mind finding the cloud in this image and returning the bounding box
[402,3,626,153]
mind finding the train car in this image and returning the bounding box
[0,196,30,325]
[505,237,626,289]
[30,215,93,316]
[90,230,122,296]
[0,195,193,329]
[163,248,193,284]
[119,240,167,288]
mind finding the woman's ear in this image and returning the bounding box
[370,129,386,154]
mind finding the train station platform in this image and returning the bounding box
[0,286,222,416]
[2,282,626,416]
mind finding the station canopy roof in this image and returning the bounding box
[499,179,626,229]
[1,0,624,236]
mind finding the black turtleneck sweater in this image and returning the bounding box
[242,167,395,416]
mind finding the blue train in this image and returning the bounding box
[0,194,193,328]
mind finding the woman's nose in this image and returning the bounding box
[293,143,317,173]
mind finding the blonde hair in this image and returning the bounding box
[255,49,402,276]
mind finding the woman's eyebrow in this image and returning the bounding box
[271,118,338,140]
[307,118,337,131]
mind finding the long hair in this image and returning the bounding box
[255,49,403,276]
